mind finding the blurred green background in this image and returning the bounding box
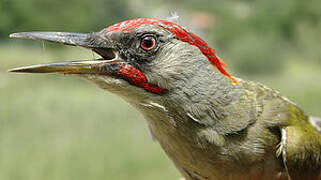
[1,0,321,179]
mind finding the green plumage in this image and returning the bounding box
[9,25,321,180]
[240,80,321,179]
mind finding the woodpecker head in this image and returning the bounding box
[9,18,237,103]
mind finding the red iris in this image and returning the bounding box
[140,36,156,50]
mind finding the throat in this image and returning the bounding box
[117,64,164,94]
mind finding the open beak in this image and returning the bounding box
[8,31,121,74]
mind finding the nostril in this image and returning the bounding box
[92,48,115,60]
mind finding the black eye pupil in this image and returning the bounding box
[144,39,152,47]
[141,36,156,50]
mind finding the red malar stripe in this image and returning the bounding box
[117,64,164,94]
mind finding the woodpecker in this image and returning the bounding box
[9,18,321,180]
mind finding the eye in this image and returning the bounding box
[140,36,157,51]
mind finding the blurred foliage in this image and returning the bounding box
[0,0,132,36]
[1,0,321,74]
[167,0,321,74]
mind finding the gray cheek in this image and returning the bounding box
[144,39,208,88]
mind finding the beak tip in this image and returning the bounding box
[9,33,20,38]
[9,32,36,40]
[8,67,23,73]
[9,32,28,39]
[7,65,37,73]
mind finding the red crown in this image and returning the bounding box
[107,18,238,84]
